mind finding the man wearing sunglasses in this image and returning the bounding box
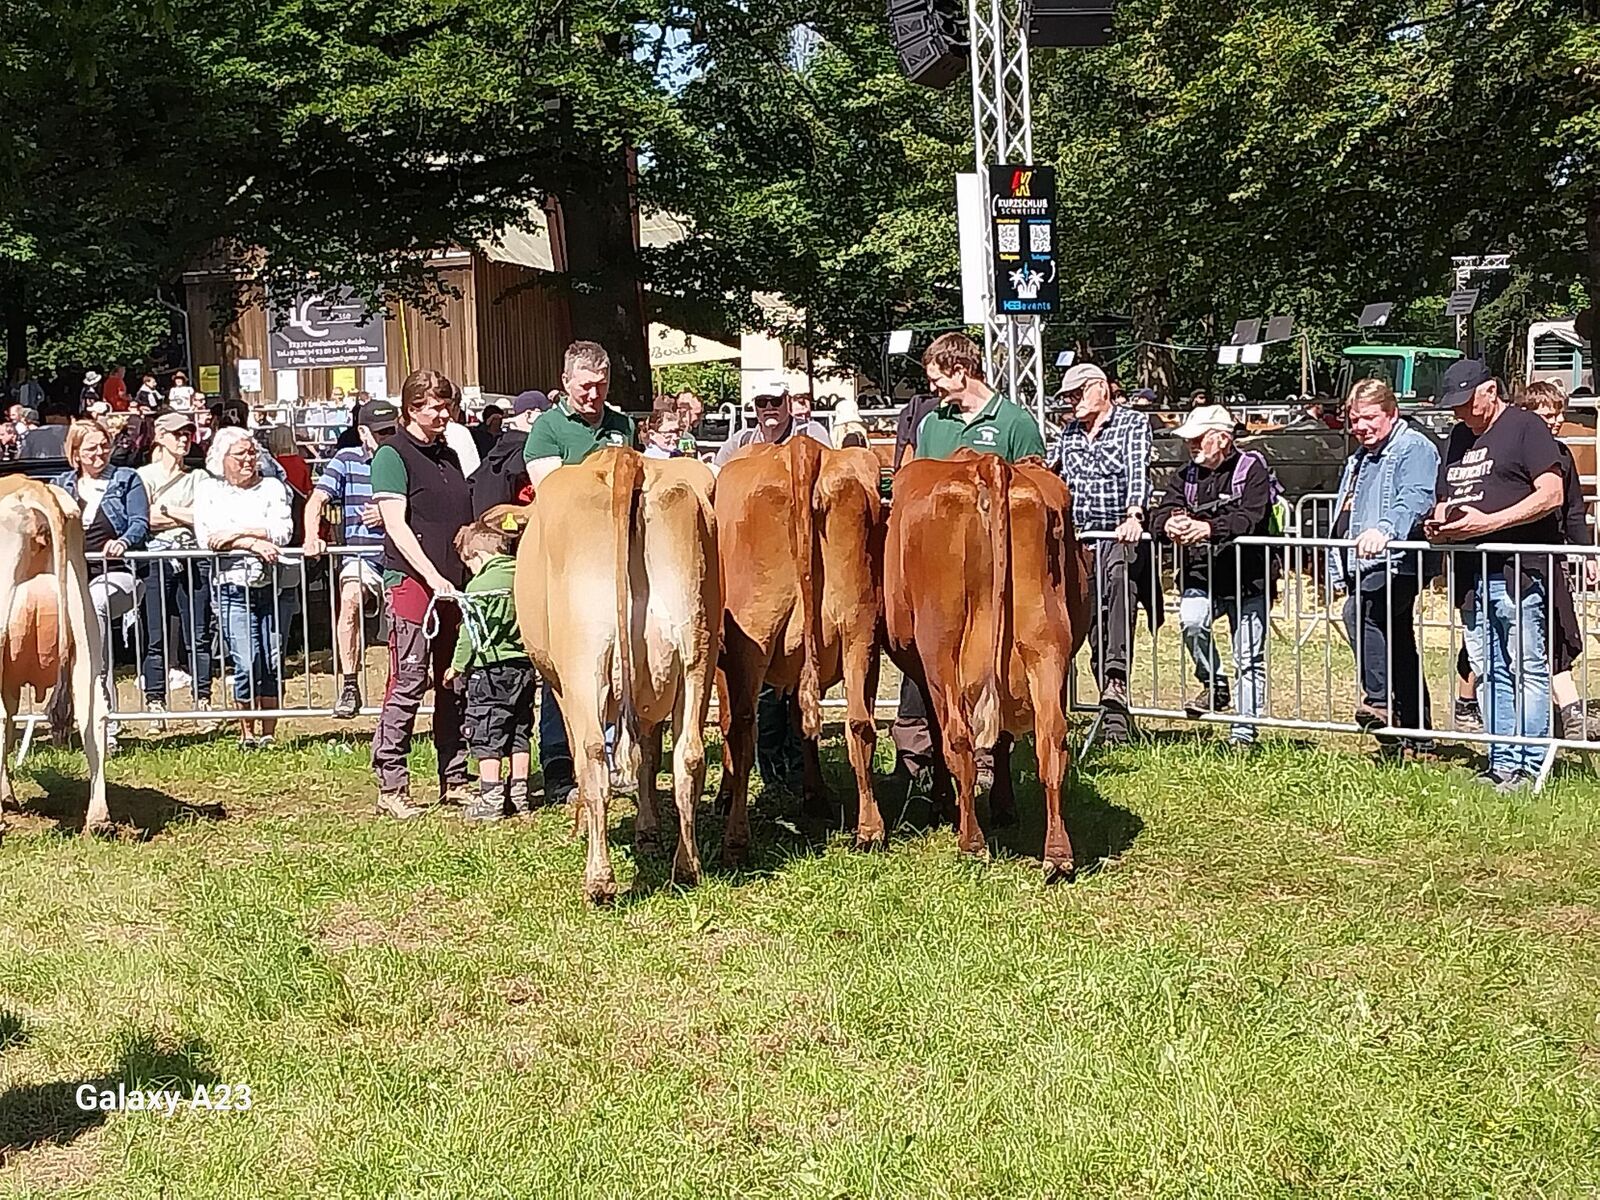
[713,377,830,469]
[1045,362,1151,744]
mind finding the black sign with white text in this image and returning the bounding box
[267,291,387,371]
[989,164,1058,316]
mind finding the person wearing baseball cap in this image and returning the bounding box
[472,389,548,518]
[1151,401,1274,746]
[1047,360,1151,742]
[301,397,400,719]
[713,375,829,469]
[1427,358,1564,790]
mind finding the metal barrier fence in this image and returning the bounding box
[1072,529,1600,791]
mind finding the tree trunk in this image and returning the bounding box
[1132,288,1175,402]
[1580,188,1600,351]
[557,144,651,412]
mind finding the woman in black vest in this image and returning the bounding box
[368,370,475,819]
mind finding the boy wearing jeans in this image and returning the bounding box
[447,524,536,821]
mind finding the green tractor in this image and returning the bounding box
[1334,344,1463,405]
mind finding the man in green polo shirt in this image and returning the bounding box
[523,339,636,488]
[913,332,1045,463]
[894,331,1046,803]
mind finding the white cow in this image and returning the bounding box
[0,477,110,836]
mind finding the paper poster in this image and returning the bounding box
[331,366,358,394]
[276,370,300,404]
[198,364,221,395]
[237,358,262,392]
[363,365,388,400]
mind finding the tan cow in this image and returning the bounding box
[491,447,720,902]
[0,476,110,836]
[713,438,884,861]
[885,451,1090,880]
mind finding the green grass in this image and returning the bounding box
[0,726,1598,1196]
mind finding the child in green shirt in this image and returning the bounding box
[447,524,536,821]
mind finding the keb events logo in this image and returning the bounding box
[1010,169,1033,197]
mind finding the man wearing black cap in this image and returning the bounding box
[303,399,398,718]
[471,389,549,517]
[1427,359,1564,791]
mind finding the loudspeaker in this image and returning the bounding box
[1028,0,1115,47]
[887,0,968,89]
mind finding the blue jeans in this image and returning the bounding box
[217,584,281,703]
[141,557,215,702]
[1180,589,1267,744]
[1461,575,1550,776]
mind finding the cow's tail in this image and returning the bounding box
[790,436,824,739]
[611,451,645,783]
[972,455,1010,749]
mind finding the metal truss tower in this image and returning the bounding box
[967,0,1047,425]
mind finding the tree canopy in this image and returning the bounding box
[2,0,1596,393]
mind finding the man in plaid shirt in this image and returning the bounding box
[1047,362,1151,742]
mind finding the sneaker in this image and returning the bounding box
[508,779,534,817]
[463,783,506,822]
[440,782,476,807]
[255,734,276,750]
[332,681,361,720]
[375,789,424,820]
[1184,683,1230,717]
[1354,702,1389,731]
[1559,701,1591,741]
[1483,769,1532,795]
[1099,677,1129,712]
[145,699,168,734]
[168,668,193,696]
[1455,697,1483,733]
[193,699,221,734]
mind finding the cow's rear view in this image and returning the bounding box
[885,451,1089,879]
[499,448,719,902]
[0,477,110,836]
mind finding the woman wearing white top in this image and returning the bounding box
[194,427,293,746]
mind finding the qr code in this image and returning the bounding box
[1029,223,1052,253]
[996,223,1020,254]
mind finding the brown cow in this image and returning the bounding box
[714,438,884,861]
[884,450,1090,879]
[493,448,720,902]
[0,477,110,836]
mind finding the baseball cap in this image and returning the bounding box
[154,411,196,435]
[752,375,789,399]
[1172,403,1237,440]
[1056,363,1108,395]
[512,389,550,416]
[357,399,399,433]
[1435,359,1495,408]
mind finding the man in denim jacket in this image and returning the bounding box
[1329,379,1439,741]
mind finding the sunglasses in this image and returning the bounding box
[754,395,788,410]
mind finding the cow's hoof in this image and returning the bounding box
[84,819,116,840]
[958,840,991,864]
[1042,857,1076,885]
[853,830,886,853]
[583,877,618,906]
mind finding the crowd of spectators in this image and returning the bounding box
[7,344,1595,804]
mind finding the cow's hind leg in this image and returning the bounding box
[1027,661,1074,882]
[720,632,765,869]
[633,721,665,856]
[568,686,617,903]
[74,646,110,838]
[930,679,984,861]
[0,684,17,836]
[669,673,707,886]
[844,634,884,850]
[713,668,735,816]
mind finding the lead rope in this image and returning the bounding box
[422,588,513,657]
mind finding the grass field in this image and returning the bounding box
[0,723,1598,1197]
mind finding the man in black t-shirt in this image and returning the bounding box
[1427,360,1564,790]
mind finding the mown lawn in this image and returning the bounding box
[0,726,1598,1197]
